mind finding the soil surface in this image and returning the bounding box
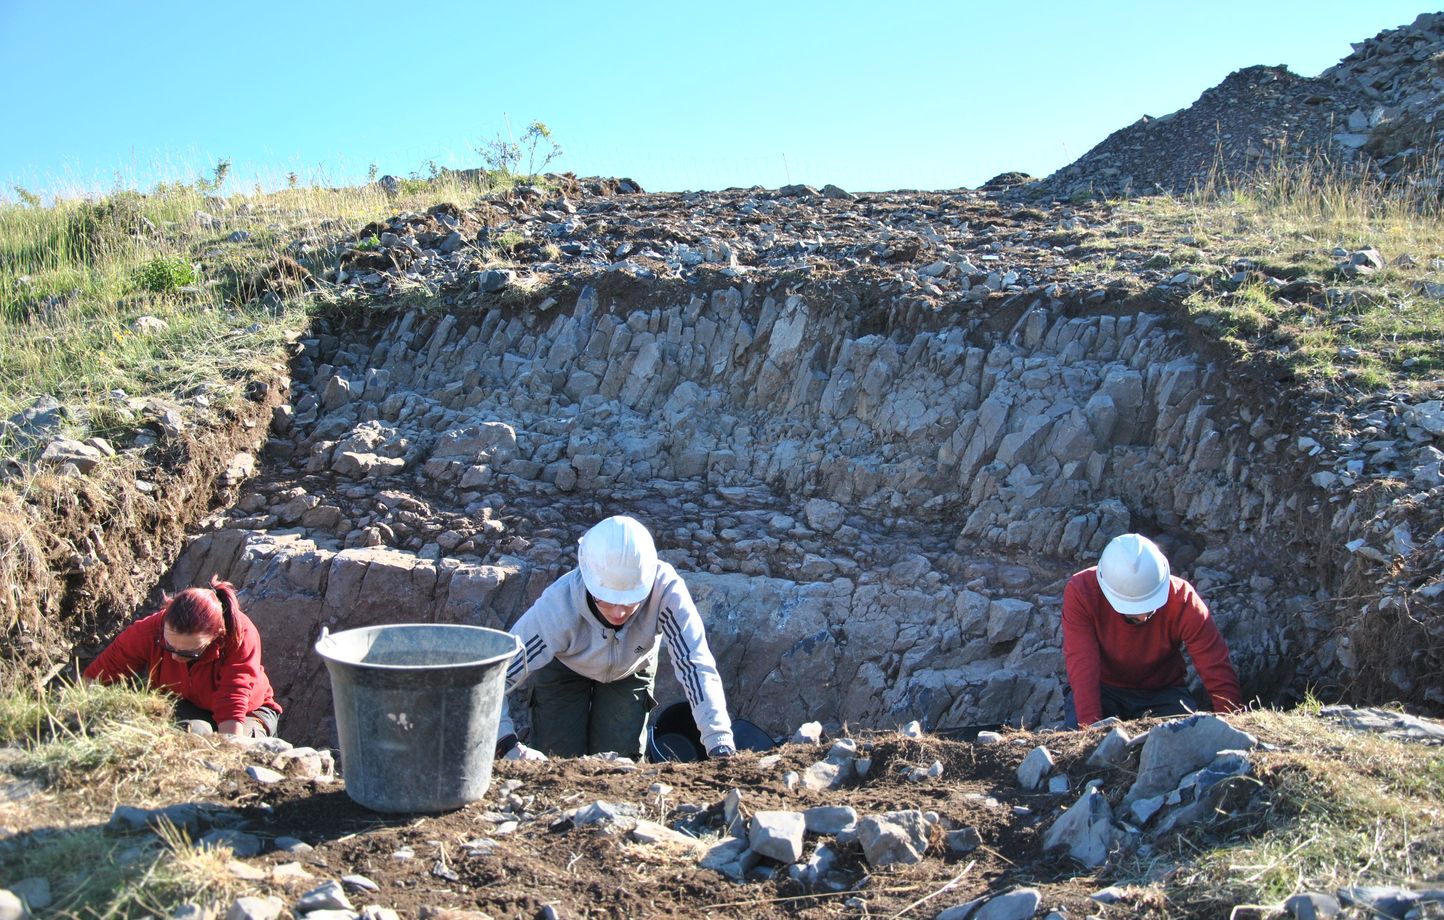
[226,731,1114,919]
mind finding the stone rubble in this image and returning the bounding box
[1124,714,1258,804]
[1040,786,1115,869]
[1320,705,1444,744]
[1015,745,1053,791]
[936,887,1042,920]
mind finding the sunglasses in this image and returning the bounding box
[159,635,214,660]
[1121,611,1158,626]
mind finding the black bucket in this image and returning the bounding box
[646,701,776,762]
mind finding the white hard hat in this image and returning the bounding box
[1097,533,1171,615]
[578,515,658,606]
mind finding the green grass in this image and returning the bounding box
[0,678,174,780]
[0,680,250,918]
[134,255,197,294]
[0,163,541,468]
[1094,155,1444,395]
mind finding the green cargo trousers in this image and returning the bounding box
[529,657,656,758]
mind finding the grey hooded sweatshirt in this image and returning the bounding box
[497,562,735,753]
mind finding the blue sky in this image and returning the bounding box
[0,1,1431,198]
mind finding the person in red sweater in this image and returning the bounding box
[1062,533,1243,729]
[84,576,282,737]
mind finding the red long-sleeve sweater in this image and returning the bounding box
[83,610,280,723]
[1062,567,1242,727]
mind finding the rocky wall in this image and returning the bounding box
[170,281,1327,747]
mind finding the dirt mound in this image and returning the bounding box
[1038,65,1363,200]
[1036,12,1444,200]
[237,735,1070,920]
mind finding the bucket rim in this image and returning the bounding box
[315,622,520,671]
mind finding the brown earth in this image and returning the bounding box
[0,373,289,678]
[134,730,1187,918]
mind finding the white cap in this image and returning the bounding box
[1097,533,1171,615]
[578,515,658,606]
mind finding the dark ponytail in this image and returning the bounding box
[210,576,243,655]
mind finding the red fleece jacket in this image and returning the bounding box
[1062,567,1242,727]
[83,609,280,723]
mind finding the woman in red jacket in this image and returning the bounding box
[84,577,282,737]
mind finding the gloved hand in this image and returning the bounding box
[496,734,549,761]
[707,744,736,759]
[506,742,548,762]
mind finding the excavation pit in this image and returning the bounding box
[166,268,1331,749]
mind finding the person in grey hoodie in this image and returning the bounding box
[494,515,736,761]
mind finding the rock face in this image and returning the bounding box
[159,181,1420,746]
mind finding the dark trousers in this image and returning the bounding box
[175,698,281,737]
[1063,684,1198,729]
[529,657,655,758]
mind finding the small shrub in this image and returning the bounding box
[478,135,520,175]
[193,158,231,194]
[493,230,526,253]
[519,121,562,178]
[476,119,562,180]
[355,235,380,251]
[65,191,150,261]
[135,256,198,293]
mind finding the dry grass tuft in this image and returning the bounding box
[0,818,244,919]
[0,680,251,828]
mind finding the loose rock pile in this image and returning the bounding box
[1038,65,1368,200]
[1036,12,1444,199]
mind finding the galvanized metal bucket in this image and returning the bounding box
[315,623,519,813]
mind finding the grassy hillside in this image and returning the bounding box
[0,168,530,459]
[0,166,532,663]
